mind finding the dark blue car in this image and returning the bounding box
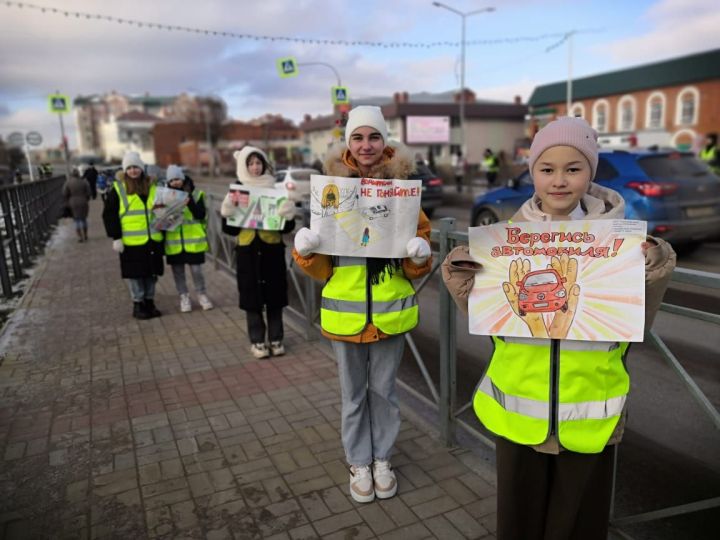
[471,149,720,247]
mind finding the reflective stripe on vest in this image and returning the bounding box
[320,256,418,336]
[115,181,163,246]
[164,191,208,255]
[473,336,630,453]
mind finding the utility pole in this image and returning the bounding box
[432,2,495,158]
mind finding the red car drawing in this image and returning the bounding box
[517,269,568,316]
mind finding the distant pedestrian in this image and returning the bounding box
[700,132,720,175]
[164,165,213,313]
[220,146,296,359]
[483,148,500,187]
[96,169,114,202]
[102,151,164,320]
[83,162,98,200]
[452,150,465,192]
[62,172,91,242]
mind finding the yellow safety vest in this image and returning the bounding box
[320,256,418,336]
[700,147,719,174]
[473,336,630,454]
[483,156,499,173]
[114,181,163,246]
[164,191,208,255]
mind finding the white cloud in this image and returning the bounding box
[601,0,720,64]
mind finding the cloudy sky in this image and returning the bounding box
[1,0,718,150]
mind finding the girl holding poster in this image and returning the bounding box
[220,146,296,359]
[442,117,676,540]
[292,106,433,503]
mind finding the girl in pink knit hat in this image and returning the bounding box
[442,116,676,540]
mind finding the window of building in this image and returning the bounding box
[617,96,635,132]
[675,86,699,126]
[570,103,585,118]
[646,92,665,129]
[592,100,609,133]
[449,144,461,156]
[450,117,460,128]
[429,144,443,158]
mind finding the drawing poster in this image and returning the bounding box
[151,186,189,232]
[468,220,647,342]
[225,184,289,231]
[309,175,422,258]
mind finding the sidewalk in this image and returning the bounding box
[0,202,498,540]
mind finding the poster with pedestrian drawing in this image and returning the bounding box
[309,175,422,258]
[468,220,647,341]
[225,184,289,231]
[151,186,189,232]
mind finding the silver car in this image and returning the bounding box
[274,168,320,214]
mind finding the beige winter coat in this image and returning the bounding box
[441,183,677,452]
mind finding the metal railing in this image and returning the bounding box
[204,200,719,537]
[0,177,66,300]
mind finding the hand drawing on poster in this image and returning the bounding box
[468,220,647,342]
[151,186,189,232]
[309,174,422,258]
[225,183,289,231]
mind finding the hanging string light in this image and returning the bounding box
[2,0,575,49]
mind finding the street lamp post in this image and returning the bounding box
[432,2,495,159]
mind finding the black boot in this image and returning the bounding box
[133,301,151,320]
[144,299,162,318]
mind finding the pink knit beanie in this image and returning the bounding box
[528,116,599,179]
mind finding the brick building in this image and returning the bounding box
[528,49,720,150]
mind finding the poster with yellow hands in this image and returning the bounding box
[468,220,647,341]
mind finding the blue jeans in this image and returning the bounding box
[171,264,206,295]
[127,277,157,302]
[332,335,405,466]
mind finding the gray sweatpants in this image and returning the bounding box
[331,335,405,467]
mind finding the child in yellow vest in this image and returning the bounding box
[442,117,676,540]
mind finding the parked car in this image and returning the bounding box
[274,168,320,216]
[412,163,443,218]
[470,149,720,247]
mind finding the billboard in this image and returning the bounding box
[406,116,450,144]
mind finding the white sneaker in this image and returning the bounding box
[180,294,192,313]
[250,343,269,359]
[270,341,285,356]
[372,459,397,499]
[349,465,375,503]
[197,293,213,311]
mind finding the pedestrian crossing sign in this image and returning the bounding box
[276,57,298,78]
[48,93,70,113]
[332,86,349,105]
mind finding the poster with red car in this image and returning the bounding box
[468,220,647,341]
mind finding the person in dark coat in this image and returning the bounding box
[83,162,98,200]
[62,173,91,242]
[164,165,213,313]
[220,146,297,359]
[102,151,164,320]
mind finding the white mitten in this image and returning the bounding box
[406,237,431,265]
[278,199,296,219]
[294,227,320,257]
[112,239,125,253]
[220,193,236,217]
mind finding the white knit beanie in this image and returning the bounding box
[122,151,144,171]
[166,164,185,181]
[528,116,599,179]
[344,106,388,148]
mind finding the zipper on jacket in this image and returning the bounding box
[365,260,372,326]
[549,338,560,436]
